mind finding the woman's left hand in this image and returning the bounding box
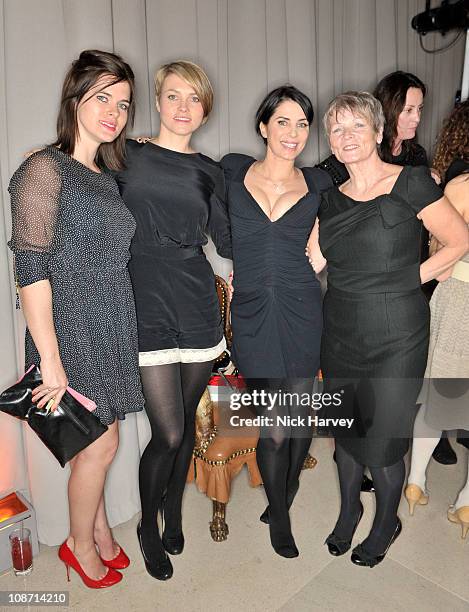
[435,267,453,282]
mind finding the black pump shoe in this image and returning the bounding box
[432,436,457,465]
[333,452,375,492]
[162,532,185,555]
[361,475,375,493]
[260,507,269,524]
[351,518,402,567]
[325,503,364,556]
[137,521,173,580]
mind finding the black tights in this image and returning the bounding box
[334,444,404,555]
[139,360,213,558]
[249,378,314,548]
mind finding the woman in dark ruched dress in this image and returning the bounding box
[222,86,332,558]
[308,92,468,567]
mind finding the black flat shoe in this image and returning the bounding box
[351,518,402,567]
[159,495,185,555]
[361,475,375,492]
[432,436,457,465]
[260,507,269,524]
[162,532,185,555]
[137,521,173,580]
[325,503,364,556]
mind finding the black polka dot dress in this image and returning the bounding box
[8,147,144,425]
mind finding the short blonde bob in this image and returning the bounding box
[154,60,214,118]
[323,91,385,137]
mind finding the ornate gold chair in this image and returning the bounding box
[187,276,317,541]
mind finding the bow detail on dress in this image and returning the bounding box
[376,192,416,229]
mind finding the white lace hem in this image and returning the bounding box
[139,337,226,366]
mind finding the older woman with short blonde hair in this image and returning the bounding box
[308,91,468,567]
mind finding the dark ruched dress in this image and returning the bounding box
[221,153,333,378]
[319,165,443,466]
[115,140,232,366]
[8,147,145,425]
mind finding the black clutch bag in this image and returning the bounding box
[0,365,108,467]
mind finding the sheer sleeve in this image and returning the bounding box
[407,165,443,215]
[207,166,232,259]
[8,149,62,286]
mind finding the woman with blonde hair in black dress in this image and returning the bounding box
[114,60,232,580]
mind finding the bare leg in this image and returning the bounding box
[93,494,119,561]
[67,421,119,580]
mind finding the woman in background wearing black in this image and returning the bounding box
[317,71,432,184]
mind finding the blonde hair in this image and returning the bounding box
[323,91,385,137]
[154,60,214,117]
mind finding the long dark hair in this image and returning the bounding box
[52,49,135,171]
[255,85,314,144]
[373,71,426,163]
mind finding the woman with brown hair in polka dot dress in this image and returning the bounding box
[8,50,144,588]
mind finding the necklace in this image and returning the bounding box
[253,162,298,195]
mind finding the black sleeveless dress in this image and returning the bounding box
[319,165,443,466]
[221,153,332,378]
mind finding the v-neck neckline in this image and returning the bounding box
[241,160,311,223]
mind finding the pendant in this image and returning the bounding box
[273,183,285,194]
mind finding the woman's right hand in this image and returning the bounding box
[32,355,68,411]
[228,270,234,302]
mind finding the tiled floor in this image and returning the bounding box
[1,438,468,612]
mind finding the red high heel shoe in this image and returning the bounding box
[100,544,130,569]
[58,541,122,588]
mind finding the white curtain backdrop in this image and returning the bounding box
[0,0,466,544]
